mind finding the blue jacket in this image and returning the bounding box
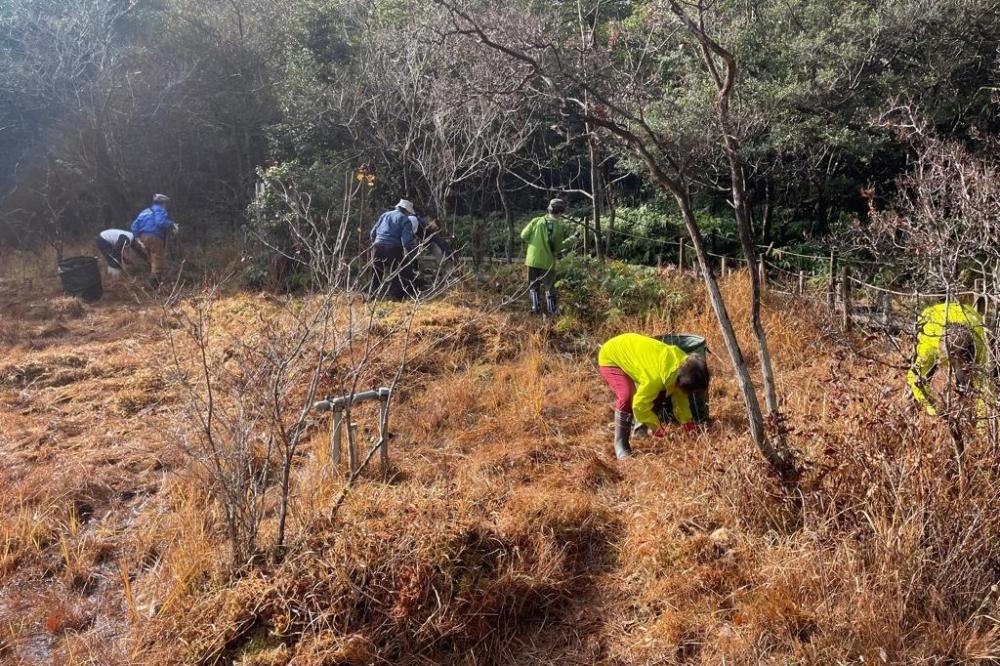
[370,207,415,250]
[131,203,175,239]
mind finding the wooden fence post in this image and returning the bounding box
[348,422,358,474]
[880,291,891,327]
[656,254,662,271]
[678,239,685,273]
[975,279,987,318]
[827,251,837,312]
[330,411,343,465]
[758,255,767,291]
[378,398,390,472]
[721,255,727,277]
[841,265,851,331]
[798,271,805,295]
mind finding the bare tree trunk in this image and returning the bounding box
[604,183,616,258]
[673,1,784,424]
[577,1,602,261]
[588,134,604,261]
[497,164,514,263]
[760,180,773,243]
[275,451,292,551]
[630,139,794,480]
[674,189,795,481]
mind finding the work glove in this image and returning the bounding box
[171,223,180,236]
[652,425,668,438]
[682,422,697,434]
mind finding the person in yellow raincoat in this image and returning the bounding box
[597,333,710,459]
[907,302,987,416]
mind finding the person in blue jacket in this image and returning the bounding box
[369,198,417,300]
[130,193,177,288]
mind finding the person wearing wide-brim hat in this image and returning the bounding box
[369,198,418,300]
[520,198,573,315]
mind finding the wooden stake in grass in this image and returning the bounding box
[841,265,851,332]
[828,251,837,312]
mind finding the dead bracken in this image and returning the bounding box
[1,271,999,664]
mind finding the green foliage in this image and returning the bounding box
[603,204,735,264]
[243,158,360,290]
[555,255,683,326]
[246,159,351,241]
[4,0,999,267]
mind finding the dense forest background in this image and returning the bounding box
[1,0,998,265]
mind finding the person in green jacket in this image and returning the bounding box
[598,333,710,459]
[521,198,572,315]
[907,302,987,416]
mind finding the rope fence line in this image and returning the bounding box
[599,221,881,267]
[460,224,999,335]
[846,274,980,300]
[623,244,1000,374]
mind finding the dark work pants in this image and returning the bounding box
[372,244,416,300]
[527,266,557,314]
[96,235,126,271]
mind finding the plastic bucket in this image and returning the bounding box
[655,333,709,423]
[58,256,103,302]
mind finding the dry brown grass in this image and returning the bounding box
[2,270,1000,664]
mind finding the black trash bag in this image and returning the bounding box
[58,256,103,302]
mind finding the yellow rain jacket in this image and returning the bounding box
[906,302,987,416]
[598,333,692,428]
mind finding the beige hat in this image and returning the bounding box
[396,198,415,214]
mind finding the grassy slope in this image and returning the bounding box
[1,271,998,665]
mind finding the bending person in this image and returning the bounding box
[96,228,148,276]
[598,333,710,460]
[907,302,987,416]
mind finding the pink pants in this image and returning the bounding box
[599,366,636,412]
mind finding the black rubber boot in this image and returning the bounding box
[614,410,633,460]
[545,291,558,316]
[529,288,541,315]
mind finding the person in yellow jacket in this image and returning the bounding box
[907,302,987,416]
[598,333,710,459]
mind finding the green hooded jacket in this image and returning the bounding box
[521,214,571,270]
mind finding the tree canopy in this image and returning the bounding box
[1,0,997,257]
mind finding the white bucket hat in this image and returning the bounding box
[153,193,170,203]
[396,199,415,214]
